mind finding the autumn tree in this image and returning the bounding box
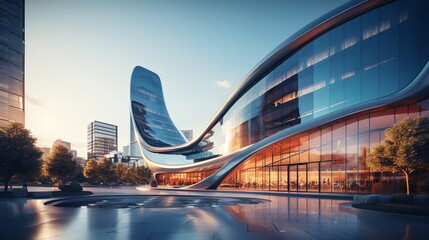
[44,144,79,185]
[112,163,152,184]
[135,165,152,184]
[84,158,151,184]
[114,163,128,183]
[0,122,42,192]
[366,116,429,195]
[83,159,99,182]
[83,157,114,183]
[97,157,113,183]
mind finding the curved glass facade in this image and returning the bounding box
[131,66,218,164]
[131,0,429,193]
[131,67,187,147]
[217,0,429,154]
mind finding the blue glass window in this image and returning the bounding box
[214,0,429,155]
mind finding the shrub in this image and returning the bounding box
[59,182,83,192]
[352,195,379,206]
[391,194,413,204]
[150,180,158,187]
[413,195,429,205]
[416,179,429,195]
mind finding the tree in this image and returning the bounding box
[83,158,113,183]
[68,164,85,182]
[366,116,429,195]
[44,144,79,185]
[97,157,113,183]
[0,122,42,192]
[114,163,128,183]
[83,159,99,182]
[135,165,152,184]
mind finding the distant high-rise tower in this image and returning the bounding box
[129,119,142,156]
[180,129,193,141]
[87,120,118,160]
[0,0,25,126]
[39,147,50,161]
[53,139,71,150]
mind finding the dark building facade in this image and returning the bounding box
[0,0,24,126]
[87,120,118,160]
[131,0,429,194]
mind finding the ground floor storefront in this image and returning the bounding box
[218,161,406,193]
[155,165,407,193]
[218,99,429,194]
[155,169,219,186]
[155,98,429,194]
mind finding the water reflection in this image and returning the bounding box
[0,193,426,239]
[225,197,348,231]
[33,201,80,239]
[0,199,40,239]
[0,198,81,239]
[224,195,426,239]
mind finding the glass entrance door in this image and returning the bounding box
[288,164,307,192]
[279,166,288,191]
[289,165,297,191]
[297,164,307,192]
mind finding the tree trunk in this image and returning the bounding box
[402,170,410,195]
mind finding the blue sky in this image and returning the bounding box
[25,0,347,157]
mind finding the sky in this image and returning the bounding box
[25,0,348,158]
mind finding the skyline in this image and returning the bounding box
[25,0,347,157]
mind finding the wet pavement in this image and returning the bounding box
[0,186,427,239]
[45,195,268,208]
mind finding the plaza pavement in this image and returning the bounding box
[0,185,427,240]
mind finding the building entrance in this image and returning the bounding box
[288,164,307,192]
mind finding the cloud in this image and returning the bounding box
[215,80,232,89]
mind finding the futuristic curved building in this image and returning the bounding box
[131,0,429,194]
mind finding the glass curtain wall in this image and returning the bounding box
[218,0,429,156]
[219,99,429,194]
[156,168,218,186]
[0,0,24,125]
